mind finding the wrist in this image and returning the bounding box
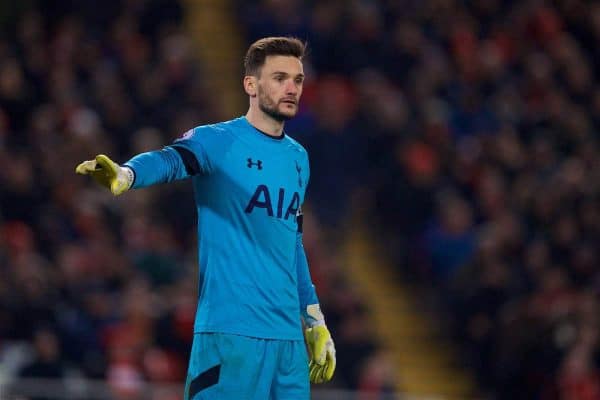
[120,166,135,190]
[304,304,326,328]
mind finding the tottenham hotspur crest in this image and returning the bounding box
[295,160,303,188]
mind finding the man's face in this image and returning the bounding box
[256,55,304,121]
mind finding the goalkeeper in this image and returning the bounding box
[76,37,335,399]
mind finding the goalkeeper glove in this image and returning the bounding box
[75,154,134,196]
[304,304,336,383]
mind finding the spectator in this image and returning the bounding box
[0,2,372,397]
[18,327,68,400]
[238,0,600,397]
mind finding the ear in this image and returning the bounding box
[244,76,257,97]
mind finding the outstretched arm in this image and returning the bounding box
[124,146,197,189]
[76,144,204,194]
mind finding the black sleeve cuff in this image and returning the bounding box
[170,145,202,176]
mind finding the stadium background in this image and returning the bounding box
[0,0,599,399]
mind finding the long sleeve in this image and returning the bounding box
[123,124,216,189]
[124,145,205,189]
[296,230,320,326]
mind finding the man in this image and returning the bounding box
[76,37,336,399]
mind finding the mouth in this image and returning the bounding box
[280,98,297,105]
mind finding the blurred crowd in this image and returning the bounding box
[0,1,379,399]
[238,0,600,399]
[2,0,600,399]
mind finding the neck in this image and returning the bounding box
[245,105,285,137]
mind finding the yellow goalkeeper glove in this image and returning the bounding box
[75,154,133,196]
[305,324,336,383]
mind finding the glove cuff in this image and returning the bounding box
[121,166,135,190]
[109,165,134,195]
[304,304,326,328]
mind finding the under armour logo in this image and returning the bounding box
[295,161,303,187]
[247,158,263,170]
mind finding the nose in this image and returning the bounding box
[285,79,298,95]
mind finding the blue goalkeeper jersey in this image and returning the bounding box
[124,116,319,340]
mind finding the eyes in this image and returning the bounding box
[273,74,304,85]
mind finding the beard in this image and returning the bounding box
[258,87,296,122]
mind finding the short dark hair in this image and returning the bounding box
[244,37,306,76]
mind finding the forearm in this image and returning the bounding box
[300,231,336,383]
[296,233,321,325]
[124,146,189,189]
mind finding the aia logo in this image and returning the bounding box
[247,158,263,170]
[245,185,300,220]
